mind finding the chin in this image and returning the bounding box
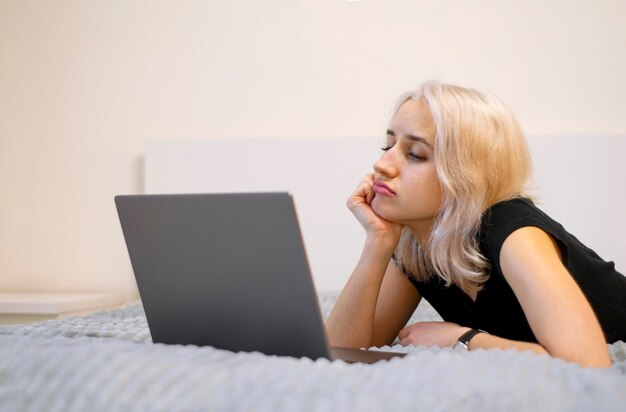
[371,201,398,222]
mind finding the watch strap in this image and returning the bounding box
[456,328,486,348]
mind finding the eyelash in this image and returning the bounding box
[380,145,425,161]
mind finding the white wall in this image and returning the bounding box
[1,0,626,301]
[145,136,626,292]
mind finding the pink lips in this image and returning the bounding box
[373,181,396,196]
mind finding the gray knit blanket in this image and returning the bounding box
[1,291,625,411]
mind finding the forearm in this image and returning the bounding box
[325,237,395,348]
[467,332,548,355]
[468,331,610,368]
[469,333,611,368]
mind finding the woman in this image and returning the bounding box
[325,81,626,368]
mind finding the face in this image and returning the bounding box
[371,98,443,235]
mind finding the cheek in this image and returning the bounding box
[411,176,442,210]
[428,183,443,212]
[430,182,443,206]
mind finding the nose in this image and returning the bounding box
[373,147,397,178]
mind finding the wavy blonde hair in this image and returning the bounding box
[394,81,532,294]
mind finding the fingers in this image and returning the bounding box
[361,173,374,192]
[362,174,375,201]
[397,323,418,346]
[365,189,374,205]
[397,327,408,339]
[398,333,414,347]
[348,173,375,206]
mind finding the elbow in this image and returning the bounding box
[370,336,394,349]
[567,355,612,369]
[324,322,372,349]
[526,340,611,368]
[572,353,612,369]
[546,347,612,369]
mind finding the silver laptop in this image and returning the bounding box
[115,192,406,363]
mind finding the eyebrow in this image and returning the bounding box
[386,129,433,149]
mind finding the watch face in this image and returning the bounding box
[453,341,468,351]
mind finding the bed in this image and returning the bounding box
[2,291,626,411]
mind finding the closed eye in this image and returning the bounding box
[382,146,425,161]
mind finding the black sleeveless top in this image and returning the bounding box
[400,198,626,343]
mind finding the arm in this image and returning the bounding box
[325,242,420,348]
[398,322,550,355]
[371,261,421,347]
[493,226,611,367]
[325,173,421,349]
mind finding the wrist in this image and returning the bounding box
[364,233,399,251]
[453,328,488,351]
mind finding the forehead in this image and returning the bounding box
[388,99,436,143]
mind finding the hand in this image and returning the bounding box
[347,173,403,245]
[397,321,470,348]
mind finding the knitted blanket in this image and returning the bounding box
[1,292,625,411]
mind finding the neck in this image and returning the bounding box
[405,219,435,248]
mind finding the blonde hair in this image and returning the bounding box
[394,81,532,294]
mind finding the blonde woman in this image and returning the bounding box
[325,81,626,368]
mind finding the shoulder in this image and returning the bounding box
[480,197,563,273]
[483,197,543,225]
[482,197,548,242]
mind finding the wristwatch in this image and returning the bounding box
[452,329,487,351]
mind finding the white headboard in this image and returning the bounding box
[145,136,626,291]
